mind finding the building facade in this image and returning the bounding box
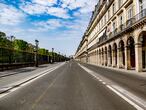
[75,0,146,72]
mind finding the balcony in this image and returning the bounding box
[97,9,146,47]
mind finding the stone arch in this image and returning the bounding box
[127,36,136,69]
[108,45,112,66]
[137,31,146,70]
[113,42,118,66]
[102,47,104,65]
[93,50,97,65]
[118,40,125,68]
[99,49,102,65]
[105,46,108,66]
[97,49,99,65]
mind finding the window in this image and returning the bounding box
[113,22,116,31]
[96,25,98,33]
[119,14,123,25]
[127,7,133,20]
[104,15,107,24]
[119,14,124,30]
[139,0,143,11]
[119,0,123,8]
[113,3,115,15]
[108,9,111,19]
[99,22,101,29]
[101,18,103,27]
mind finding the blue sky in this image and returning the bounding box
[0,0,97,56]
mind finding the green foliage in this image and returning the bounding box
[0,32,12,48]
[38,48,48,55]
[13,39,28,51]
[0,31,66,60]
[0,32,6,38]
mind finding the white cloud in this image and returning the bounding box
[46,7,70,19]
[32,0,57,6]
[0,3,25,25]
[30,11,91,35]
[61,0,97,13]
[20,1,70,19]
[33,19,62,31]
[20,0,97,18]
[20,2,47,15]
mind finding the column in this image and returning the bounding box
[103,51,105,66]
[134,0,140,14]
[135,43,143,72]
[112,50,115,67]
[101,52,103,65]
[125,46,130,70]
[104,51,106,66]
[96,52,98,65]
[117,48,120,68]
[100,53,102,65]
[108,50,111,66]
[94,51,97,65]
[105,52,107,66]
[97,51,99,66]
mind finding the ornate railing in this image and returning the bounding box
[98,9,146,45]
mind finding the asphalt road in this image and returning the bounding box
[82,63,146,100]
[0,61,137,110]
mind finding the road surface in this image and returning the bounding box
[0,61,145,110]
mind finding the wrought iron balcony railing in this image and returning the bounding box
[98,9,146,45]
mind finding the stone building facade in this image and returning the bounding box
[75,0,146,72]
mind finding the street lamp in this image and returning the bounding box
[59,52,60,62]
[7,35,15,64]
[35,39,39,67]
[65,54,67,61]
[52,48,54,63]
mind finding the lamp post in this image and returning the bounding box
[52,48,54,63]
[65,54,67,61]
[59,52,60,62]
[8,36,15,64]
[35,39,39,67]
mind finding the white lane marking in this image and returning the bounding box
[70,63,72,67]
[102,82,106,85]
[107,85,144,110]
[99,79,102,82]
[112,85,146,108]
[78,63,145,110]
[0,63,65,99]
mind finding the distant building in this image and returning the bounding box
[75,0,146,72]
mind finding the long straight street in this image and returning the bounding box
[1,0,146,110]
[0,61,145,110]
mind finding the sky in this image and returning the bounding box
[0,0,97,56]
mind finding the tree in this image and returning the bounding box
[0,32,12,48]
[13,39,28,51]
[0,32,6,38]
[38,48,48,55]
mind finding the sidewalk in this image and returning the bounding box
[0,63,63,93]
[0,63,57,78]
[82,63,146,79]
